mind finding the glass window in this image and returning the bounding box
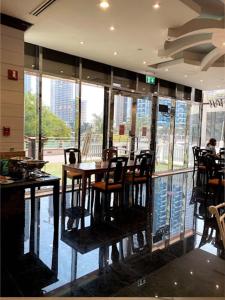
[24,72,39,158]
[201,90,225,150]
[173,101,188,169]
[188,103,200,167]
[42,75,79,178]
[80,83,104,161]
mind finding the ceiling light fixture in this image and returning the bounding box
[114,51,118,56]
[153,2,160,9]
[165,68,169,72]
[100,1,109,9]
[80,41,84,45]
[110,26,115,31]
[200,79,203,82]
[143,61,147,65]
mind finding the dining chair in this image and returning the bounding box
[125,152,154,207]
[64,148,82,206]
[102,147,118,161]
[91,156,128,220]
[209,203,225,249]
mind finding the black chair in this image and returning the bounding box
[64,148,82,206]
[91,157,128,220]
[219,148,225,167]
[102,147,118,161]
[125,152,154,207]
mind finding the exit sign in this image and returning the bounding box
[146,75,156,85]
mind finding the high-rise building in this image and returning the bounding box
[50,79,76,129]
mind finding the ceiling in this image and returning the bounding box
[1,0,225,90]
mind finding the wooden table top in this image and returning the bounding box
[63,160,135,173]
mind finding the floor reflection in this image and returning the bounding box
[1,172,225,297]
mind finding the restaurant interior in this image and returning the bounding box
[0,0,225,297]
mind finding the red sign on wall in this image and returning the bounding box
[119,124,125,135]
[8,69,18,81]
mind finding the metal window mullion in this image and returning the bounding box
[184,103,191,168]
[38,46,43,160]
[78,58,82,151]
[169,99,176,170]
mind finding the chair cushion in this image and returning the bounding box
[125,174,147,183]
[92,181,122,191]
[208,178,225,186]
[67,171,82,179]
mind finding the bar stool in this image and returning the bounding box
[125,152,154,207]
[91,157,128,221]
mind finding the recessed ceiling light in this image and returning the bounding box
[200,79,203,82]
[153,3,160,9]
[80,41,84,45]
[100,0,109,9]
[114,51,118,56]
[165,68,169,72]
[60,70,64,73]
[110,26,115,31]
[143,61,147,65]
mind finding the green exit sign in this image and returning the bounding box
[146,75,156,85]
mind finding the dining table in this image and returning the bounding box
[61,160,136,227]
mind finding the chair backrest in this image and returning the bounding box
[140,149,154,155]
[192,146,201,163]
[105,156,128,187]
[209,203,225,249]
[219,148,225,160]
[102,147,118,161]
[64,148,81,164]
[132,153,154,180]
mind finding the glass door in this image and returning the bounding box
[111,92,152,157]
[173,100,188,169]
[135,97,152,153]
[112,94,133,156]
[155,98,173,172]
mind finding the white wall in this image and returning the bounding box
[0,24,24,152]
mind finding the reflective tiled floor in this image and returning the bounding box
[2,172,225,297]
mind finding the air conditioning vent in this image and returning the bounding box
[30,0,56,16]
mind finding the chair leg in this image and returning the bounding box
[140,184,143,206]
[71,178,75,207]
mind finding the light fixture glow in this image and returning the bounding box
[80,41,84,45]
[153,3,160,9]
[100,1,109,9]
[143,61,147,65]
[222,42,225,46]
[190,271,193,275]
[184,74,188,78]
[216,284,219,289]
[200,79,203,82]
[165,68,169,72]
[174,281,178,286]
[114,51,118,56]
[110,26,115,31]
